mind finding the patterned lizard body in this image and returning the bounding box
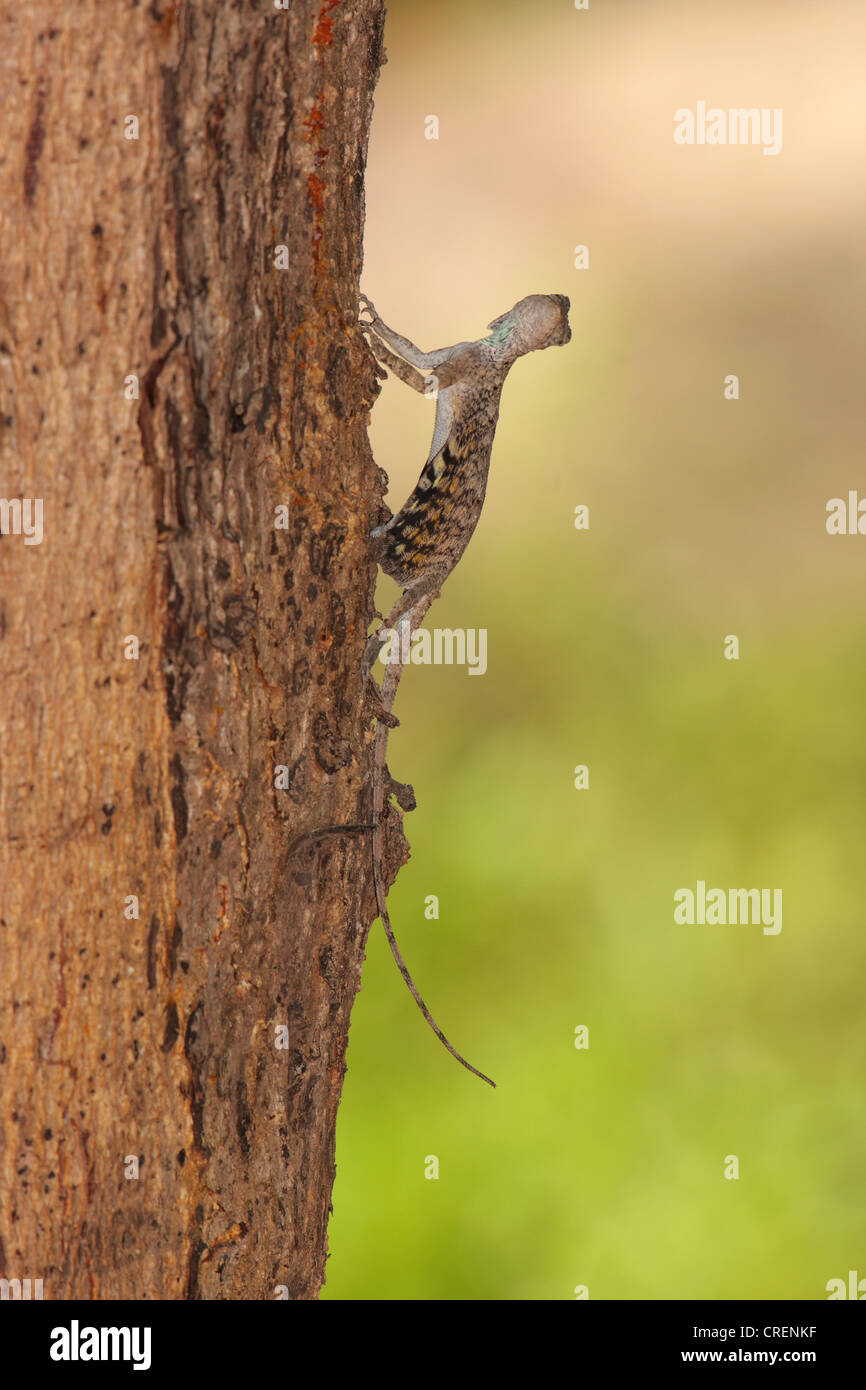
[361,293,571,1086]
[366,293,571,591]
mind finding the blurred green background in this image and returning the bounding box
[323,0,866,1299]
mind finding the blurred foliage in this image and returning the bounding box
[322,0,866,1299]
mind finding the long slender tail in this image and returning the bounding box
[369,601,496,1089]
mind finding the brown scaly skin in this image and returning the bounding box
[361,293,571,1085]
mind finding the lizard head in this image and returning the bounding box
[487,294,571,357]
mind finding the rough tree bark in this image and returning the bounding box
[0,0,394,1300]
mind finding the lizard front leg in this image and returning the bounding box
[362,325,431,395]
[360,295,451,372]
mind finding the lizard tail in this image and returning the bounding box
[372,848,496,1088]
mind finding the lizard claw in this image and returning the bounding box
[389,775,416,812]
[359,294,378,326]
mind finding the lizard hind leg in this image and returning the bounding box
[362,573,444,679]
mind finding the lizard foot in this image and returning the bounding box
[358,293,379,326]
[388,775,416,813]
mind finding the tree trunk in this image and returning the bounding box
[0,0,389,1300]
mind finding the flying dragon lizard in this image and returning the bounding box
[360,292,572,1086]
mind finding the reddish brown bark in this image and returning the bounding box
[0,0,388,1299]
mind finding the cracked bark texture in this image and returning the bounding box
[0,0,394,1300]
